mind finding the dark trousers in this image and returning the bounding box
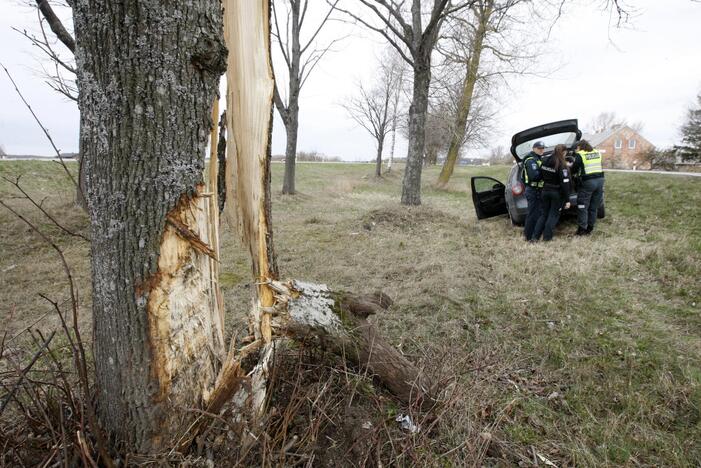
[577,177,605,230]
[524,186,542,241]
[533,190,564,241]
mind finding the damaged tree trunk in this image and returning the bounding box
[73,0,432,455]
[73,0,227,453]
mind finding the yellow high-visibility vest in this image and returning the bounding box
[577,150,603,176]
[523,156,544,188]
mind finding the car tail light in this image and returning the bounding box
[512,182,524,196]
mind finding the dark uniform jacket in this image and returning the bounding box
[523,151,542,187]
[539,156,572,198]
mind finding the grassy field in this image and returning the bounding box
[1,160,700,465]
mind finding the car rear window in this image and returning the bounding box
[515,132,578,158]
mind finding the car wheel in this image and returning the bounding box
[508,204,522,226]
[597,202,605,219]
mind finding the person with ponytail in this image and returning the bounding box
[532,144,572,241]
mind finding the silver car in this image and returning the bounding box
[471,119,605,224]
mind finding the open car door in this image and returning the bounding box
[471,176,508,219]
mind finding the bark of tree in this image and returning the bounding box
[73,0,227,452]
[437,3,491,187]
[402,64,432,205]
[375,138,384,177]
[282,110,299,194]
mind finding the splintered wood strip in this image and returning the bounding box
[223,0,278,343]
[165,215,217,260]
[207,97,225,340]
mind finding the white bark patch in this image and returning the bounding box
[286,281,342,333]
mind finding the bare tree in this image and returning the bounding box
[422,55,496,168]
[335,0,477,205]
[271,0,342,194]
[436,0,533,186]
[587,111,644,134]
[343,54,401,177]
[588,111,623,133]
[0,144,6,159]
[488,144,511,164]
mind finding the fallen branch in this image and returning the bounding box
[269,280,435,407]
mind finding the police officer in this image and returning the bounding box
[571,139,604,235]
[523,141,545,241]
[532,144,572,241]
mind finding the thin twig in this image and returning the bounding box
[2,175,89,241]
[0,198,113,467]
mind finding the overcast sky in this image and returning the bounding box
[1,0,700,160]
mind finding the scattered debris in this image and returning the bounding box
[395,414,420,433]
[536,452,558,467]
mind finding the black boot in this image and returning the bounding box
[585,225,594,234]
[575,227,588,236]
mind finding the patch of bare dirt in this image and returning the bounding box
[361,206,462,231]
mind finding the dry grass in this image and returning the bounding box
[1,160,700,466]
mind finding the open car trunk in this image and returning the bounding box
[510,119,581,162]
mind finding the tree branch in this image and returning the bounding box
[35,0,75,53]
[300,0,341,55]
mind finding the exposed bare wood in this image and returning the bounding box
[207,98,225,339]
[147,186,226,406]
[223,0,278,344]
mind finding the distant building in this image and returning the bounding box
[582,126,654,170]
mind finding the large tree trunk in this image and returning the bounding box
[401,63,431,205]
[73,0,227,452]
[437,4,490,187]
